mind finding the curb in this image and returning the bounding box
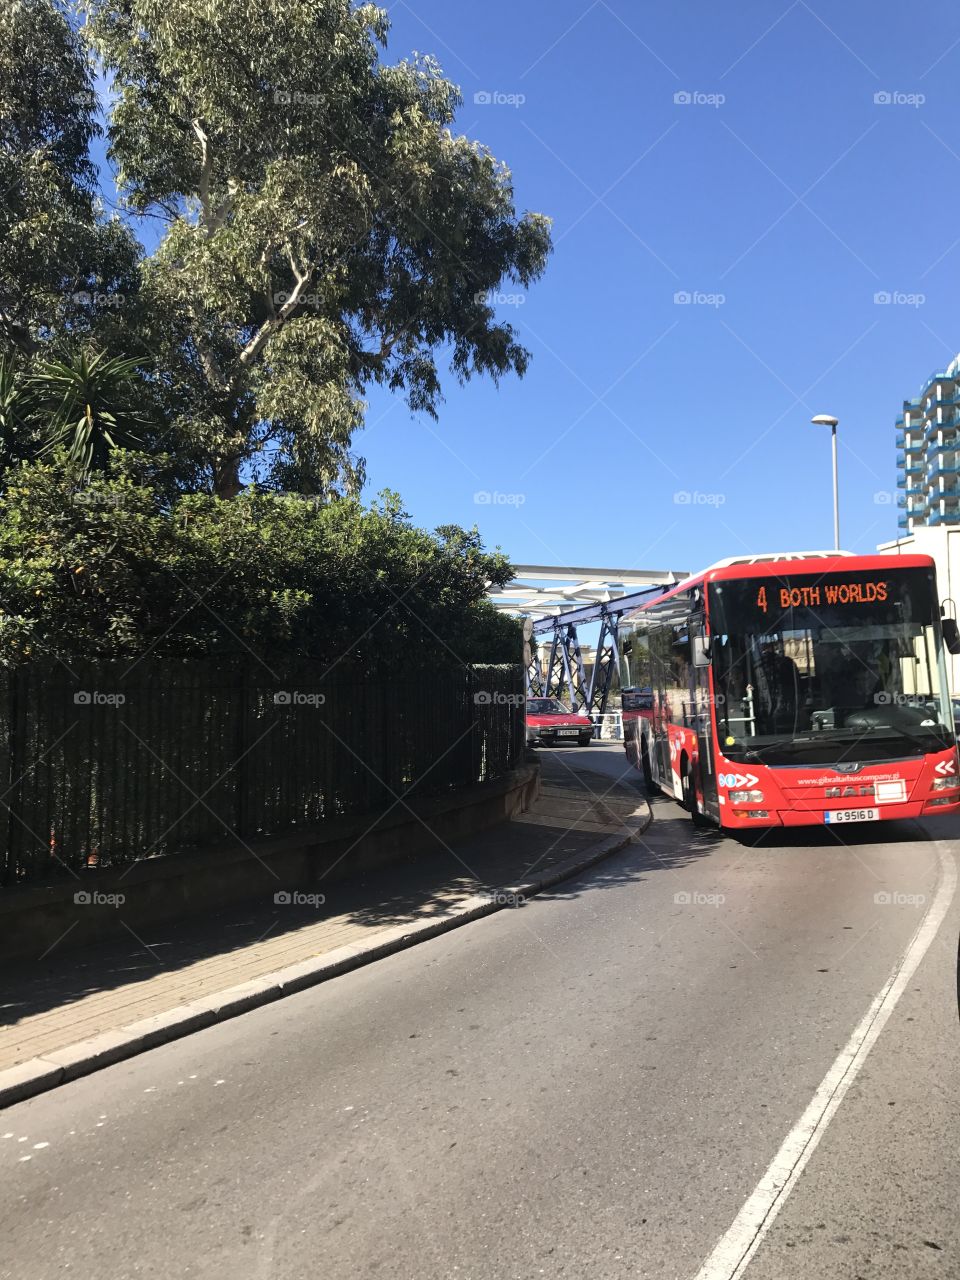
[0,804,649,1111]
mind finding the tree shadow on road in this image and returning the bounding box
[7,793,950,1034]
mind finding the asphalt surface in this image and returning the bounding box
[2,741,958,1280]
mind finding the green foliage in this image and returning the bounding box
[0,2,540,669]
[0,354,42,474]
[81,0,553,495]
[0,346,176,486]
[31,350,152,472]
[0,457,521,669]
[0,0,140,356]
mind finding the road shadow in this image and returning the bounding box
[7,782,946,1033]
[0,794,681,1029]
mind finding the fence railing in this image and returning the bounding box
[0,661,525,885]
[586,711,624,741]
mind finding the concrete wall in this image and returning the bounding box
[0,763,540,963]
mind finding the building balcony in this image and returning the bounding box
[925,442,959,459]
[920,370,958,396]
[925,422,960,439]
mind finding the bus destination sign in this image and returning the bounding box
[754,579,889,614]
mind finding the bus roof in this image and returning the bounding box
[620,550,938,624]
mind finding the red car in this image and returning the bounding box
[526,697,595,747]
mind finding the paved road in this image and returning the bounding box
[2,742,958,1280]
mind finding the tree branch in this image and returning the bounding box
[229,262,314,387]
[191,121,234,234]
[191,119,211,227]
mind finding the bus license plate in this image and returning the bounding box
[824,808,879,824]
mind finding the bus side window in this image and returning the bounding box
[670,627,694,727]
[647,626,672,726]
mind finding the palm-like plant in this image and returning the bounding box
[30,350,149,475]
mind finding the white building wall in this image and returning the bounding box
[877,526,960,693]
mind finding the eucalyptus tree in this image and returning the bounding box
[0,0,139,356]
[84,0,552,496]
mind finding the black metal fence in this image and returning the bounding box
[0,660,525,884]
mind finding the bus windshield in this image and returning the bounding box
[707,567,955,765]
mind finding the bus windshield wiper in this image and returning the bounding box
[863,724,952,753]
[744,728,881,759]
[744,735,820,759]
[744,724,949,760]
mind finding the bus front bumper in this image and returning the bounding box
[722,797,960,827]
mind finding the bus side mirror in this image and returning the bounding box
[692,635,712,668]
[942,617,960,655]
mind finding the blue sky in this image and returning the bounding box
[353,0,960,575]
[91,1,960,577]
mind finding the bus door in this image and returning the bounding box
[691,624,719,819]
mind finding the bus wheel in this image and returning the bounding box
[640,738,658,796]
[682,761,711,828]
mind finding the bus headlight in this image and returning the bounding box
[930,777,959,792]
[729,789,764,804]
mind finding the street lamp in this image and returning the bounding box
[811,414,840,551]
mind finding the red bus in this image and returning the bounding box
[620,551,960,829]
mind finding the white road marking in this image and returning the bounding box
[692,840,957,1280]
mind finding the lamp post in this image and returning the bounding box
[811,414,840,551]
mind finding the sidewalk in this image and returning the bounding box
[0,753,649,1106]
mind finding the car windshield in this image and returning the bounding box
[708,566,955,765]
[526,698,570,715]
